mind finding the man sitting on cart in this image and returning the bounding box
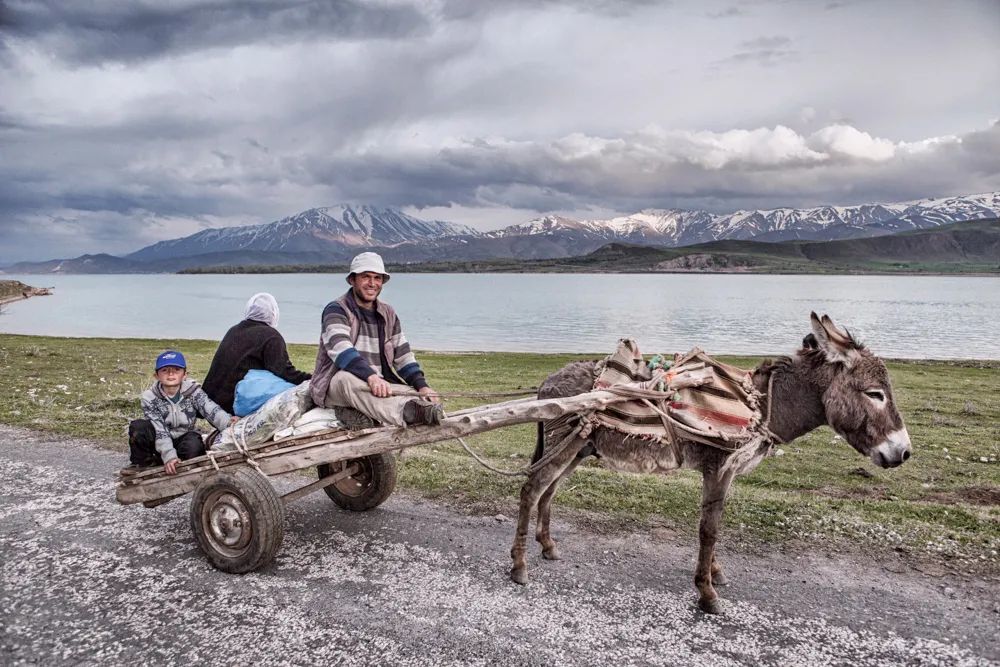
[310,252,443,427]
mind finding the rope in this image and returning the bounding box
[205,447,221,472]
[454,415,594,477]
[232,420,265,475]
[455,437,528,477]
[759,371,786,445]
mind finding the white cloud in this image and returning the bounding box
[807,125,896,161]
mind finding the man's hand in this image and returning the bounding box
[417,386,440,404]
[164,459,179,475]
[368,375,392,398]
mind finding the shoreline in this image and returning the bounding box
[0,280,53,308]
[4,268,1000,276]
[0,332,999,364]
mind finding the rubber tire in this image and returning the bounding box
[317,453,397,511]
[189,469,284,574]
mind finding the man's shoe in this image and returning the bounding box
[334,406,379,431]
[403,400,444,426]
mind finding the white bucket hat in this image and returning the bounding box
[347,252,390,283]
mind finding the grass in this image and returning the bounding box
[1,333,997,573]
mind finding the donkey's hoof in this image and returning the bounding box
[510,568,529,586]
[698,597,724,615]
[542,546,561,561]
[712,572,729,586]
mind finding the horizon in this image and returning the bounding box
[3,189,999,266]
[2,0,998,263]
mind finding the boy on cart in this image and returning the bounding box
[127,350,238,475]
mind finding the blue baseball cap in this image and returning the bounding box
[155,350,187,370]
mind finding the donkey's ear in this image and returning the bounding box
[810,312,861,366]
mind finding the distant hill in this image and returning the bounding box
[392,218,1000,274]
[2,254,145,275]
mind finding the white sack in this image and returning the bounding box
[273,408,343,441]
[215,381,313,451]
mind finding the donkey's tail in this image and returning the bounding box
[531,421,545,464]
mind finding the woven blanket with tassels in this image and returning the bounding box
[592,339,765,452]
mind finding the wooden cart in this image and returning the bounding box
[116,389,635,574]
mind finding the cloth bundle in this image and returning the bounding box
[592,339,765,452]
[215,380,313,451]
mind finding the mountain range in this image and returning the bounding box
[4,194,999,273]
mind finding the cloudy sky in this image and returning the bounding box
[1,0,998,263]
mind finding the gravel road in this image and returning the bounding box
[1,424,997,666]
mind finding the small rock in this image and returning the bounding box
[493,514,508,522]
[979,457,989,463]
[943,586,956,598]
[773,448,785,457]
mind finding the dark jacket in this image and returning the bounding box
[203,319,312,414]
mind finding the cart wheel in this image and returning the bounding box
[189,469,284,573]
[317,453,397,511]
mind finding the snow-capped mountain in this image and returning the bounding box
[127,205,478,262]
[489,192,1000,247]
[9,193,998,273]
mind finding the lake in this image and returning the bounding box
[1,273,998,359]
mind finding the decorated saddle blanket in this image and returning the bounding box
[592,339,765,451]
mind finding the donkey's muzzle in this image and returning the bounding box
[872,428,912,468]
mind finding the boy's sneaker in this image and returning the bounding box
[119,463,153,477]
[403,400,445,426]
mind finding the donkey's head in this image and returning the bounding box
[805,312,911,468]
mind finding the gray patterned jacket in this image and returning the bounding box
[141,378,231,463]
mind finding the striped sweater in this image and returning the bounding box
[310,290,428,406]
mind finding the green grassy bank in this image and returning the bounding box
[1,333,997,573]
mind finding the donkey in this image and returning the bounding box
[509,313,911,614]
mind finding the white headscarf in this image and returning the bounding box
[244,292,279,327]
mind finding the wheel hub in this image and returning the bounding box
[205,492,252,555]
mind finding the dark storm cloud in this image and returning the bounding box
[0,0,430,63]
[437,0,661,21]
[740,35,791,49]
[706,6,744,18]
[0,0,663,65]
[711,35,797,69]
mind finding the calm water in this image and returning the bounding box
[2,273,998,358]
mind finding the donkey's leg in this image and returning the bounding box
[510,438,586,585]
[695,468,735,614]
[536,457,585,561]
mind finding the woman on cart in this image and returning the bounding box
[203,292,312,414]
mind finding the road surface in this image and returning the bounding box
[1,425,996,666]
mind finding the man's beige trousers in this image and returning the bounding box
[325,371,410,427]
